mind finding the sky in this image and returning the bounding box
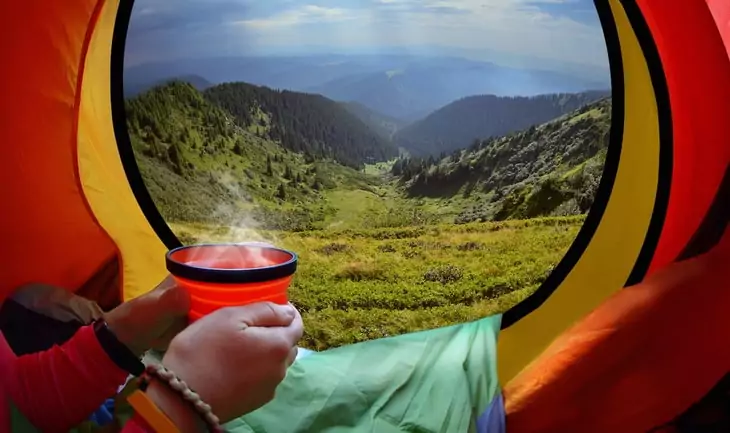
[125,0,609,74]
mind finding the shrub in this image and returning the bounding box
[317,243,351,255]
[457,241,484,251]
[335,262,385,282]
[423,265,463,284]
[377,244,397,253]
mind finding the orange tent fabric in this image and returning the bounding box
[0,2,117,301]
[504,228,730,433]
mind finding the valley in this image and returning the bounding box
[125,75,612,350]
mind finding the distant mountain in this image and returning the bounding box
[124,55,405,94]
[393,97,613,222]
[394,90,610,157]
[306,57,610,120]
[339,101,408,141]
[124,55,611,120]
[124,74,213,98]
[204,82,398,168]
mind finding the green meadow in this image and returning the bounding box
[171,216,583,350]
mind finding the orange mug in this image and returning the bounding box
[165,243,298,321]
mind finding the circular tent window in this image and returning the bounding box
[121,0,612,352]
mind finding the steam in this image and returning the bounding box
[182,170,281,268]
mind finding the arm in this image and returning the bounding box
[0,325,129,433]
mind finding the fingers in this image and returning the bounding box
[233,302,296,328]
[284,307,304,343]
[239,304,303,359]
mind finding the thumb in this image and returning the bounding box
[232,302,296,328]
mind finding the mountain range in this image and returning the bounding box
[124,54,610,121]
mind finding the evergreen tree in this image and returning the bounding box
[233,139,244,156]
[276,183,287,199]
[266,156,274,176]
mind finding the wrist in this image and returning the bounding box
[103,310,148,357]
[93,318,146,376]
[146,378,207,433]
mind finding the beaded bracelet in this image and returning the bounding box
[138,364,224,433]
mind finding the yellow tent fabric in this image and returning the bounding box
[496,0,662,381]
[77,0,170,301]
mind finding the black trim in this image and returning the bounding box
[166,244,298,284]
[621,0,674,287]
[500,0,626,329]
[678,165,730,261]
[93,318,145,376]
[110,0,182,251]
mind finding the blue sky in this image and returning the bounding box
[125,0,609,74]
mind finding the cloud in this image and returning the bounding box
[128,0,251,33]
[124,0,259,65]
[235,5,359,29]
[124,0,609,72]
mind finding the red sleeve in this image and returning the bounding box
[0,324,130,433]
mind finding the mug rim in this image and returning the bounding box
[166,243,298,284]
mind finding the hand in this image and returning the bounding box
[104,276,190,356]
[155,302,303,425]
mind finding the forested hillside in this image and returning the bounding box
[393,97,612,222]
[394,90,609,157]
[125,81,380,229]
[204,82,398,168]
[340,101,407,141]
